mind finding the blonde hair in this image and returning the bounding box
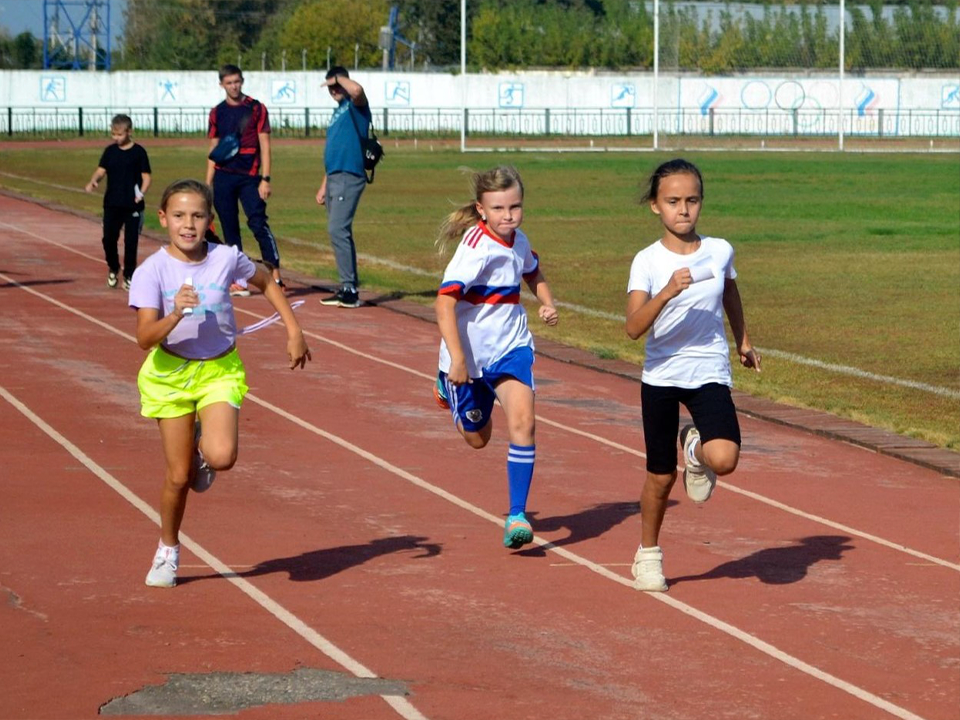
[437,166,525,254]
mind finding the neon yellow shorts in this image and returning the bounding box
[138,346,248,419]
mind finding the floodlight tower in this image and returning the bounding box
[379,5,415,71]
[43,0,111,70]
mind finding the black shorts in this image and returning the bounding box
[641,382,741,475]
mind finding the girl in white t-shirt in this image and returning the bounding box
[130,179,311,589]
[625,159,761,592]
[433,166,559,550]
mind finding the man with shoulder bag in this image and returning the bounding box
[207,64,285,294]
[316,67,377,309]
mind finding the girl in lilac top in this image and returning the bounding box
[130,179,311,589]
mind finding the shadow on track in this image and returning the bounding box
[668,535,855,586]
[179,534,442,585]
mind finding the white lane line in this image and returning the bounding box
[0,171,89,194]
[0,272,939,720]
[1,210,956,400]
[2,262,956,575]
[0,385,428,720]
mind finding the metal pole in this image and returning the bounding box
[839,0,845,151]
[653,0,660,150]
[460,0,466,152]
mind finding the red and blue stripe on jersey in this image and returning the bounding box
[439,281,520,305]
[438,222,539,304]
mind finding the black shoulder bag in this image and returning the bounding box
[209,105,253,165]
[348,107,384,184]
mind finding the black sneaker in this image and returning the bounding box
[320,288,361,308]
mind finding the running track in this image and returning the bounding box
[1,193,958,720]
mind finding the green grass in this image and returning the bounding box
[2,139,958,449]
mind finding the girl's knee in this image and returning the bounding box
[201,444,238,471]
[644,471,677,496]
[461,426,491,449]
[464,435,489,450]
[506,414,535,445]
[712,457,739,475]
[165,466,191,490]
[704,442,739,475]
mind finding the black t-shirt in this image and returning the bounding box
[98,143,151,208]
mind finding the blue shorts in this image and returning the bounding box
[440,346,535,433]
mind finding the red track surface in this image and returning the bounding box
[1,194,958,720]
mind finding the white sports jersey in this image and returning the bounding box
[438,223,540,377]
[627,236,737,388]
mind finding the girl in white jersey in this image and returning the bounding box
[433,166,559,550]
[625,159,761,592]
[130,179,311,588]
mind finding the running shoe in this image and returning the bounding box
[107,272,119,288]
[680,424,717,503]
[191,420,216,493]
[320,288,361,308]
[433,375,450,410]
[229,283,251,297]
[122,277,131,291]
[503,512,534,549]
[632,545,668,592]
[145,543,179,588]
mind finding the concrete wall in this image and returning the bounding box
[2,70,957,137]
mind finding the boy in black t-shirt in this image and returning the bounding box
[85,114,152,290]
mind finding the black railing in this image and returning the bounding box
[3,106,958,139]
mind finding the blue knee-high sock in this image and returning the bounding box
[507,444,536,516]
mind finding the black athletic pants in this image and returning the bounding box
[102,205,144,281]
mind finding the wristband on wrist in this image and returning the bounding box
[262,175,271,182]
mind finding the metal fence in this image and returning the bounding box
[2,105,958,140]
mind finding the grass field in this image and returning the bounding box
[1,139,958,450]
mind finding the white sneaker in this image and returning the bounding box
[191,421,216,493]
[145,543,179,588]
[632,545,668,592]
[680,424,717,503]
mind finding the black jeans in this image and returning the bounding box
[102,205,144,280]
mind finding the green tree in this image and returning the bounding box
[280,0,388,70]
[394,0,463,68]
[120,0,217,69]
[0,30,41,69]
[13,32,41,68]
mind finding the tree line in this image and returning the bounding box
[1,0,957,72]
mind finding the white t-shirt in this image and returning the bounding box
[438,223,540,377]
[627,236,737,388]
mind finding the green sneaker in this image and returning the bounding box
[503,513,533,549]
[434,375,450,410]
